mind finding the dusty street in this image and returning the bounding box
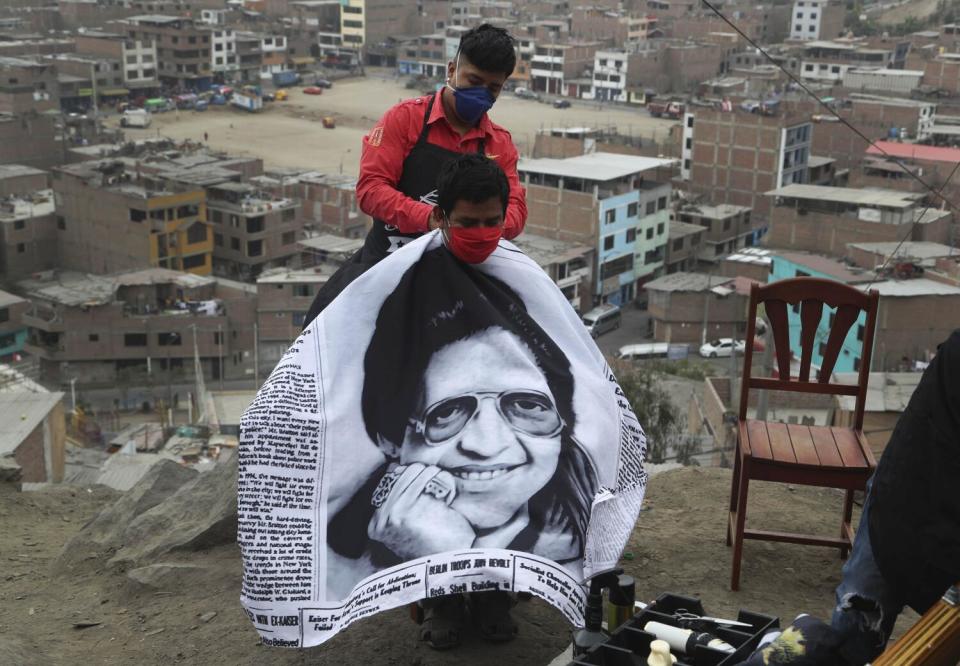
[111,71,676,176]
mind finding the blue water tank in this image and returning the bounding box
[889,127,900,139]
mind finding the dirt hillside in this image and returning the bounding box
[0,467,917,665]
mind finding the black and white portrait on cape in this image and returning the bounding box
[238,232,647,647]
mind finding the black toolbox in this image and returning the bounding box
[569,593,779,666]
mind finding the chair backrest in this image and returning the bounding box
[738,277,880,431]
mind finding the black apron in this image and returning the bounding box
[303,95,485,327]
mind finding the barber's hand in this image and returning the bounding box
[428,207,443,231]
[368,463,474,560]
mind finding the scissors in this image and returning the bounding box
[674,609,753,630]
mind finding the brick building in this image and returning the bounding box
[74,29,159,94]
[765,184,952,258]
[0,289,28,360]
[0,392,65,484]
[510,233,595,313]
[645,271,753,344]
[664,219,704,274]
[121,15,214,90]
[255,267,328,374]
[0,164,48,197]
[789,0,845,42]
[673,202,757,264]
[20,268,256,386]
[0,188,58,284]
[53,159,213,276]
[570,7,653,46]
[519,152,676,306]
[205,182,303,281]
[686,106,813,222]
[530,41,602,97]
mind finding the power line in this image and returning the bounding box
[699,0,960,215]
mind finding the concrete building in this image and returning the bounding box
[530,41,602,97]
[0,55,58,113]
[265,172,371,239]
[846,241,958,272]
[121,15,213,90]
[20,268,256,386]
[234,32,263,84]
[255,267,328,374]
[687,106,813,221]
[510,233,595,313]
[570,7,654,47]
[769,251,960,372]
[674,202,757,264]
[0,391,65,484]
[0,164,48,198]
[833,372,921,457]
[519,152,676,305]
[765,184,952,258]
[73,29,159,93]
[297,233,364,271]
[397,33,447,77]
[664,219,705,274]
[53,159,213,276]
[209,26,238,83]
[842,68,924,95]
[206,182,303,281]
[623,40,727,98]
[0,188,58,284]
[789,0,844,41]
[258,33,289,80]
[799,41,899,84]
[645,271,754,344]
[0,290,28,360]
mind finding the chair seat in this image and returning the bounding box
[739,419,875,470]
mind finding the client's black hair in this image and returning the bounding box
[436,153,510,218]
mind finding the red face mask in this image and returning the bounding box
[444,224,503,264]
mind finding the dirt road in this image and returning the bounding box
[113,74,675,176]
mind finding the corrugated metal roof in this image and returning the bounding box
[867,141,960,164]
[519,153,676,182]
[0,392,63,456]
[766,184,921,208]
[645,272,734,293]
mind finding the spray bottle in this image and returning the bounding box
[572,569,622,658]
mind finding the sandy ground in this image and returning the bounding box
[109,73,675,176]
[0,467,918,665]
[874,0,941,25]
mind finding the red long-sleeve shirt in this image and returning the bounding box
[356,90,527,239]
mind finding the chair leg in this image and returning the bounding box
[730,458,750,591]
[840,488,855,560]
[726,446,742,547]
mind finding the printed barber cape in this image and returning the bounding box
[238,231,647,647]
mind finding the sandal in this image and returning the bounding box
[469,591,518,643]
[418,595,466,650]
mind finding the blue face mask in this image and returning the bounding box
[449,53,496,125]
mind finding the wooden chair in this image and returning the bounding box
[727,277,880,591]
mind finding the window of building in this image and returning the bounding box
[188,36,197,44]
[672,237,684,251]
[293,312,307,327]
[685,137,692,150]
[215,43,223,51]
[0,308,7,323]
[856,324,864,341]
[626,228,637,243]
[215,57,223,65]
[214,331,223,345]
[130,208,147,222]
[600,254,634,280]
[230,237,240,251]
[247,239,263,257]
[646,227,654,240]
[810,24,816,31]
[293,284,312,298]
[624,202,637,218]
[796,12,803,18]
[795,24,803,32]
[158,332,182,346]
[604,209,616,224]
[230,214,240,228]
[723,218,731,231]
[13,219,24,230]
[210,210,222,224]
[853,357,861,372]
[177,204,199,219]
[16,243,24,254]
[214,232,223,247]
[126,69,138,79]
[831,65,840,73]
[182,254,205,270]
[282,231,296,245]
[658,196,667,210]
[246,216,265,233]
[686,115,694,128]
[282,207,296,222]
[186,222,207,244]
[344,20,363,28]
[88,333,98,342]
[810,12,817,19]
[683,158,691,170]
[657,222,665,235]
[124,333,147,347]
[603,235,615,251]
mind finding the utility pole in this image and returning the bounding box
[701,264,715,346]
[218,323,224,392]
[70,377,77,414]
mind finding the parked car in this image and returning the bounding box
[314,77,333,88]
[515,87,541,101]
[553,99,571,109]
[615,343,670,361]
[699,338,746,358]
[582,304,621,338]
[303,86,324,95]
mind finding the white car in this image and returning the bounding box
[699,338,746,358]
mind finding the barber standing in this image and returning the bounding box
[303,24,527,325]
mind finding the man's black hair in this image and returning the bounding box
[436,153,509,217]
[458,23,517,77]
